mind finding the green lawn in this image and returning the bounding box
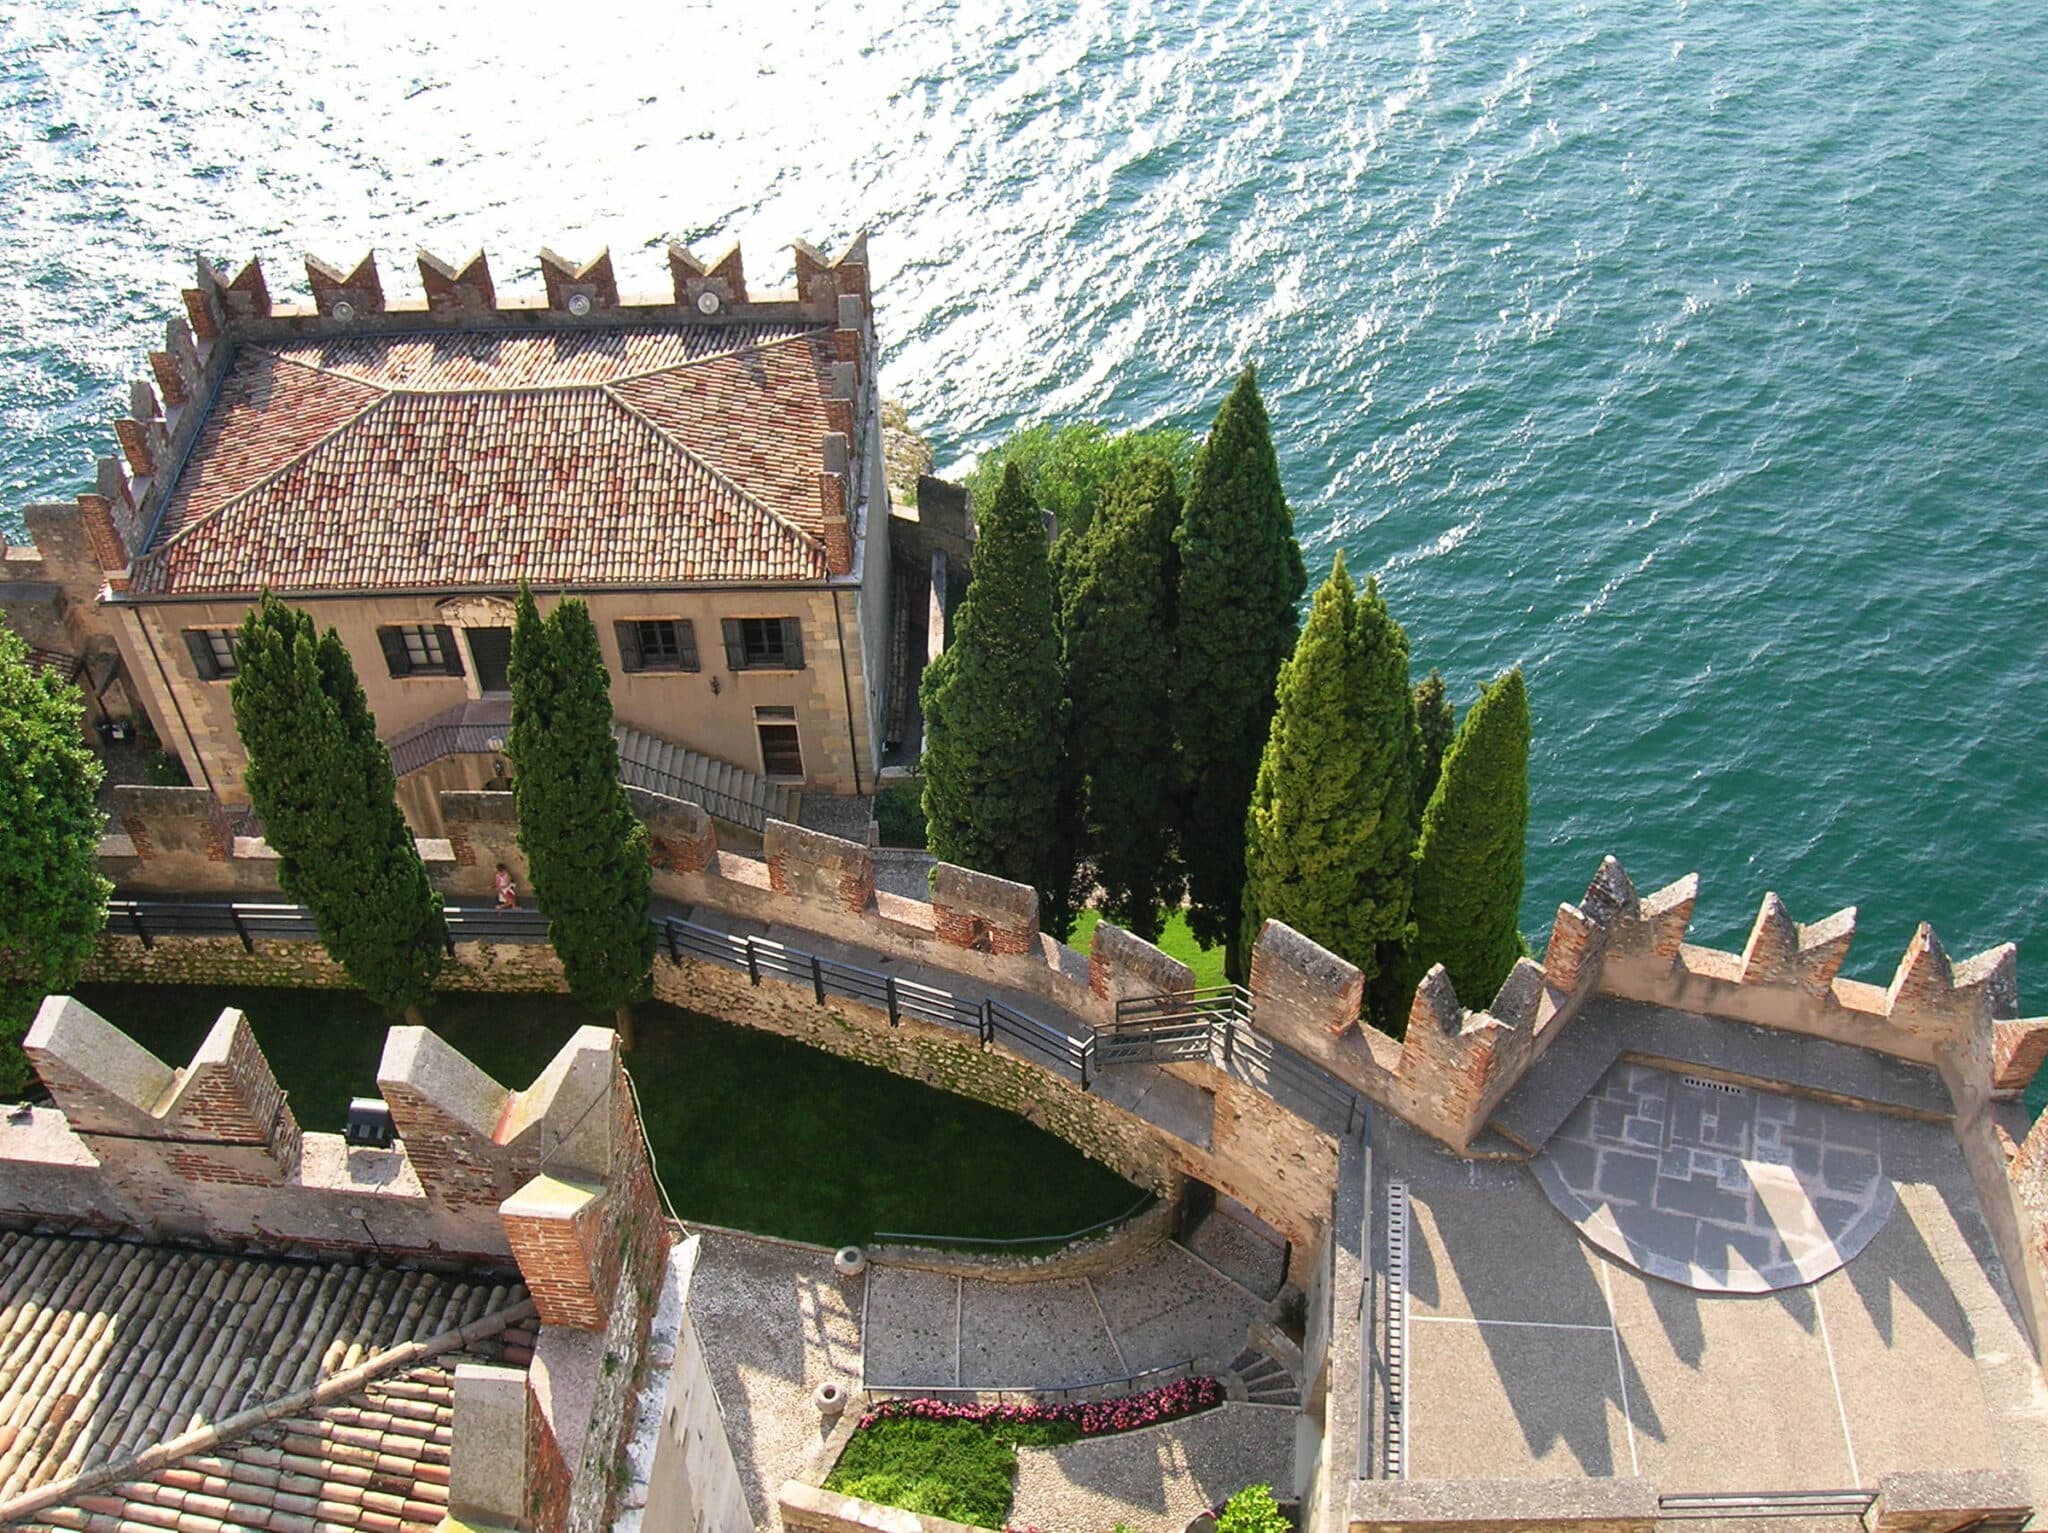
[68,983,1143,1249]
[1065,907,1228,990]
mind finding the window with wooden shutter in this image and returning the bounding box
[183,629,238,680]
[379,625,464,677]
[724,616,804,670]
[377,627,412,677]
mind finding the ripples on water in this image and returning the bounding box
[3,0,2045,977]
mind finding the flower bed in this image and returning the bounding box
[859,1375,1224,1439]
[828,1378,1226,1528]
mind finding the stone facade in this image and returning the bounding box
[2,238,895,812]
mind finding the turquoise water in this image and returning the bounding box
[4,1,2046,987]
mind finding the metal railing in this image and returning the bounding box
[100,897,1363,1133]
[873,1189,1157,1251]
[1657,1490,1878,1520]
[1113,985,1366,1133]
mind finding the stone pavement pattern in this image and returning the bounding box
[1531,1063,1895,1291]
[862,1242,1268,1391]
[1009,1403,1296,1533]
[689,1228,1292,1530]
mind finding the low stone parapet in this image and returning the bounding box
[929,863,1038,955]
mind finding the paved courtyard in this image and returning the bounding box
[687,1227,1290,1530]
[1382,1111,2047,1507]
[1531,1063,1896,1291]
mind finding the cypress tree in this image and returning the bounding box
[1414,669,1455,809]
[0,626,110,1095]
[1174,367,1306,977]
[1241,555,1420,990]
[1405,668,1531,1009]
[507,587,654,1034]
[1062,453,1182,940]
[921,463,1068,912]
[231,594,445,1016]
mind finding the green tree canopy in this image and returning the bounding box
[1414,668,1455,810]
[921,463,1068,911]
[1405,667,1531,1009]
[965,421,1195,553]
[507,586,654,1023]
[232,593,445,1014]
[1240,554,1420,991]
[1061,452,1183,939]
[0,626,110,1095]
[1174,366,1307,976]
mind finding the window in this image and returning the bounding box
[615,618,700,673]
[182,629,240,681]
[756,706,804,779]
[721,616,805,671]
[377,624,466,678]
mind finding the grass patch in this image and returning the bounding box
[827,1380,1224,1528]
[1066,907,1228,990]
[874,780,928,849]
[826,1417,1024,1528]
[68,983,1142,1249]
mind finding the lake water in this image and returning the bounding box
[4,0,2045,987]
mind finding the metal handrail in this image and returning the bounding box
[98,897,1353,1128]
[1657,1490,1877,1520]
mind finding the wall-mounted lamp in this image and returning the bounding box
[709,675,722,696]
[492,757,507,783]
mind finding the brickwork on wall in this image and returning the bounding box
[765,819,875,913]
[929,862,1039,955]
[7,991,674,1533]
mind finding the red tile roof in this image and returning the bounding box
[0,1234,534,1533]
[131,323,840,595]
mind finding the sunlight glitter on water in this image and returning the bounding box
[3,0,2047,974]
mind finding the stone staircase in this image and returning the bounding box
[1230,1342,1302,1408]
[612,723,797,833]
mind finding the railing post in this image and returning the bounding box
[886,975,899,1026]
[812,952,826,1004]
[227,904,254,954]
[665,919,681,964]
[127,904,153,951]
[980,998,993,1047]
[1080,1037,1092,1091]
[745,936,760,986]
[443,916,457,957]
[1221,1014,1236,1068]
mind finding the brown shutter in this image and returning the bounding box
[676,620,700,672]
[434,625,465,676]
[779,616,805,670]
[614,621,644,672]
[722,618,746,671]
[377,627,412,677]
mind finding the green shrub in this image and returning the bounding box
[145,751,190,787]
[874,780,928,849]
[1217,1483,1291,1533]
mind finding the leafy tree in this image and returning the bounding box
[1405,668,1531,1008]
[921,463,1068,914]
[966,421,1195,553]
[1062,453,1183,939]
[1216,1484,1291,1533]
[507,586,654,1037]
[1240,555,1419,993]
[0,626,110,1095]
[1174,367,1306,978]
[232,594,445,1017]
[1414,668,1455,809]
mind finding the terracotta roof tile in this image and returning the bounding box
[0,1233,527,1529]
[132,321,844,595]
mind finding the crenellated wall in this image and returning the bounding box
[5,996,677,1533]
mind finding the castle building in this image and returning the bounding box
[0,239,892,835]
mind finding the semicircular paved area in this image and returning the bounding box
[1532,1061,1896,1292]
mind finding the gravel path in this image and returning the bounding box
[686,1229,864,1528]
[1009,1402,1297,1533]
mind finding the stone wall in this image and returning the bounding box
[625,1238,753,1533]
[7,994,677,1533]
